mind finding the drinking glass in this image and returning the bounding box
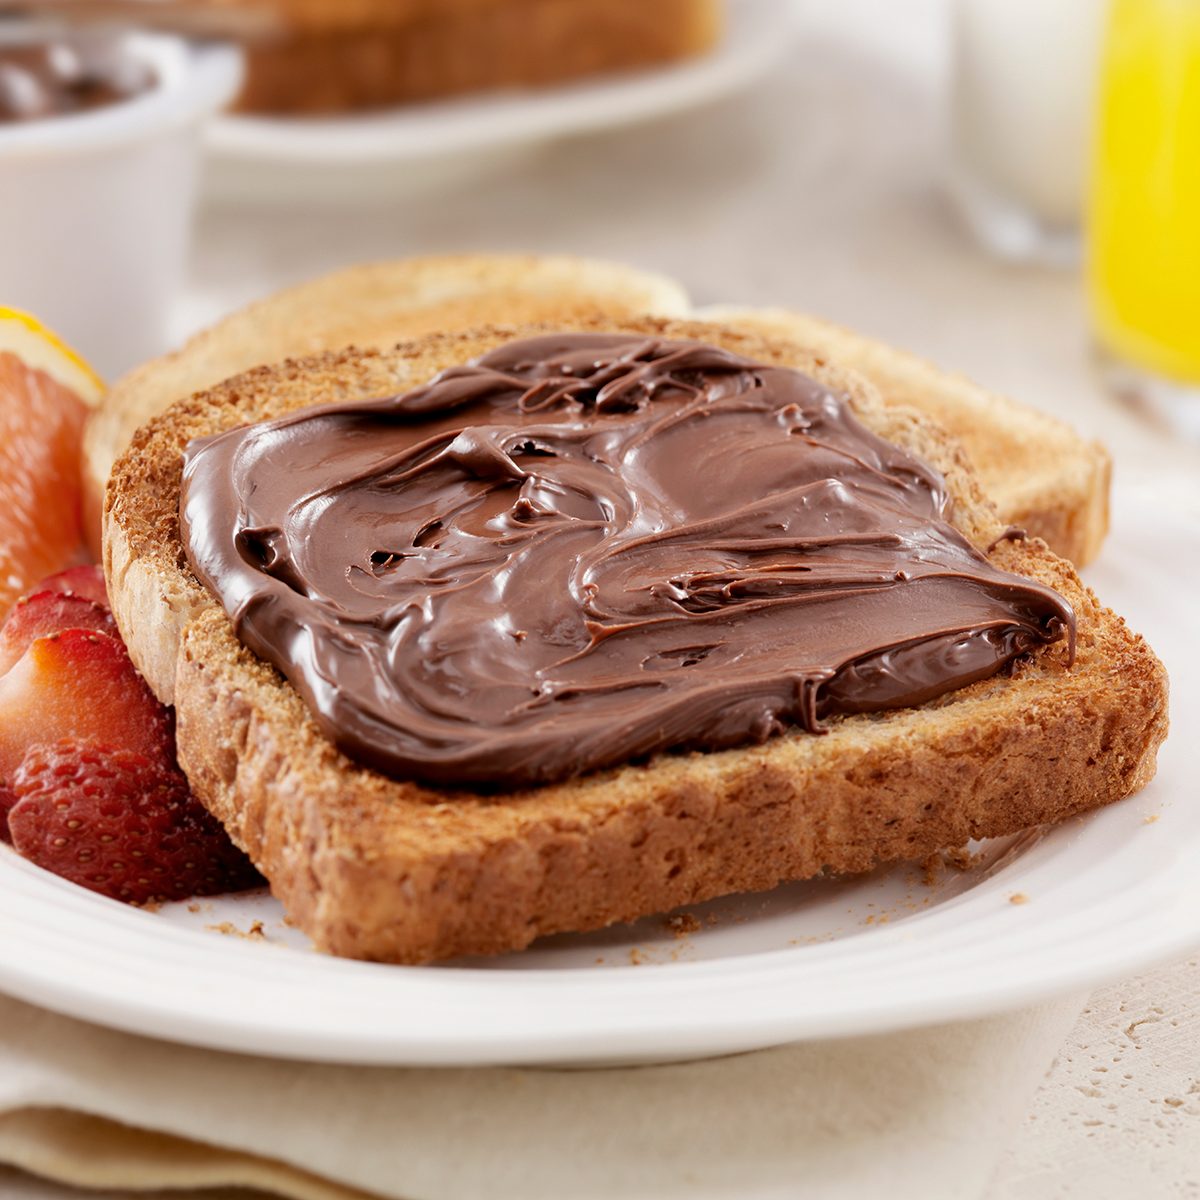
[1088,0,1200,437]
[950,0,1105,265]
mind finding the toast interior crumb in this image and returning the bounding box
[1009,892,1030,905]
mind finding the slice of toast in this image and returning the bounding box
[232,0,722,115]
[210,0,518,35]
[83,255,1110,566]
[211,0,635,35]
[103,318,1167,963]
[82,255,690,549]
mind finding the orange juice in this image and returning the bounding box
[1088,0,1200,383]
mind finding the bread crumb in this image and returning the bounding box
[1009,892,1030,905]
[1144,814,1160,825]
[665,912,701,938]
[206,920,267,940]
[921,853,943,887]
[187,902,202,914]
[944,846,981,872]
[628,947,645,966]
[922,846,986,884]
[790,930,842,946]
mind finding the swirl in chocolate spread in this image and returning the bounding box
[180,334,1075,789]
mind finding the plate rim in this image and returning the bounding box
[1,862,1197,1066]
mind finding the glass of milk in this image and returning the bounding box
[948,0,1106,265]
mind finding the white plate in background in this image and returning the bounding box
[203,0,793,204]
[0,491,1195,1066]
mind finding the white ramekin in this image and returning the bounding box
[0,32,242,378]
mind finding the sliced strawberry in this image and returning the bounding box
[0,591,115,675]
[0,782,14,844]
[0,629,172,789]
[36,565,109,610]
[8,740,262,904]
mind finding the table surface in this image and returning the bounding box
[9,0,1200,1195]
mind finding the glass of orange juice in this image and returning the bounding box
[1088,0,1200,436]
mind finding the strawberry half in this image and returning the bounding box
[8,740,262,904]
[0,782,14,843]
[0,629,173,789]
[0,591,115,675]
[0,569,263,904]
[35,564,109,609]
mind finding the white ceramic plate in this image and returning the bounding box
[203,0,792,204]
[0,490,1196,1066]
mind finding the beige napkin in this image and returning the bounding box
[0,990,1084,1200]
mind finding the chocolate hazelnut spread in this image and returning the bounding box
[0,35,154,123]
[181,334,1075,789]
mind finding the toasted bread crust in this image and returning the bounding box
[104,319,1168,962]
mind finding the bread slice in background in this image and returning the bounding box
[83,255,1111,566]
[211,0,536,35]
[103,317,1167,963]
[212,0,708,35]
[707,307,1112,569]
[82,254,689,550]
[232,0,723,115]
